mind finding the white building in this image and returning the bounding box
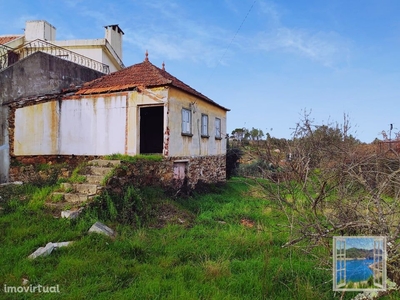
[0,20,124,73]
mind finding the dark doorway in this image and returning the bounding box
[140,106,164,154]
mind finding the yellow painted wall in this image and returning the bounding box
[13,87,227,158]
[167,87,227,157]
[126,87,168,155]
[14,101,59,155]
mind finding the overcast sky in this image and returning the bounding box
[1,0,399,143]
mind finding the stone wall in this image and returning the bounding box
[9,154,227,192]
[9,155,99,183]
[111,155,226,192]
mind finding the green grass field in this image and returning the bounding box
[0,178,397,299]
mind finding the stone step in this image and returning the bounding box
[45,201,72,211]
[90,166,114,176]
[88,159,121,167]
[61,182,99,195]
[85,175,104,184]
[63,193,89,203]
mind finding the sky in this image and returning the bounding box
[336,237,385,251]
[1,0,400,143]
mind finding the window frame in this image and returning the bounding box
[181,108,192,136]
[215,117,222,139]
[201,114,209,138]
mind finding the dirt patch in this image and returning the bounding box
[151,202,195,229]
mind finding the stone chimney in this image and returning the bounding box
[25,20,56,41]
[104,24,124,61]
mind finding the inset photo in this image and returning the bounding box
[333,236,386,292]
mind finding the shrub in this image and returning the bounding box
[226,147,243,179]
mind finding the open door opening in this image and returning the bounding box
[140,106,164,154]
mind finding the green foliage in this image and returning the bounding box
[1,178,382,299]
[368,275,374,287]
[27,186,54,210]
[68,163,87,183]
[249,127,264,141]
[51,193,64,203]
[237,159,275,178]
[89,186,154,227]
[226,146,243,179]
[104,153,163,163]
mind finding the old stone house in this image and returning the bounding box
[2,52,229,187]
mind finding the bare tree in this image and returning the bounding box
[250,111,400,286]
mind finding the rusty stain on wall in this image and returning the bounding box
[14,101,60,155]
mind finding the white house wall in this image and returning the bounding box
[14,95,127,156]
[55,40,120,72]
[59,96,126,155]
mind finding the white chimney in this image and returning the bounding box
[104,24,124,61]
[25,20,56,41]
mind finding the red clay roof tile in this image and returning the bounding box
[0,36,22,45]
[76,59,229,111]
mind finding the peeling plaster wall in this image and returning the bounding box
[13,95,127,156]
[14,101,59,155]
[0,106,9,183]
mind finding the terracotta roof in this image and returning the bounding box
[76,58,229,111]
[0,35,22,45]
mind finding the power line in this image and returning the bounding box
[205,0,257,86]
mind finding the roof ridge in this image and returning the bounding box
[76,58,229,111]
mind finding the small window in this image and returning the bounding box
[181,108,192,135]
[201,114,209,137]
[215,118,221,139]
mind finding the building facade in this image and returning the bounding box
[3,54,229,187]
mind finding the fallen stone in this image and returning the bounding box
[54,241,73,248]
[28,241,73,259]
[28,242,55,259]
[61,208,84,219]
[88,222,115,237]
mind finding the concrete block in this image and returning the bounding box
[88,221,115,237]
[28,242,55,259]
[28,241,73,259]
[61,208,83,219]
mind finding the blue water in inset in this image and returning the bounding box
[337,259,374,282]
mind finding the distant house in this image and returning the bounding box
[0,20,124,73]
[0,20,124,183]
[2,52,229,187]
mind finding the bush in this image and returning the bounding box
[237,159,275,178]
[88,186,155,228]
[226,147,243,179]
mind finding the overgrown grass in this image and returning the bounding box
[1,179,396,299]
[104,153,163,163]
[68,163,87,183]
